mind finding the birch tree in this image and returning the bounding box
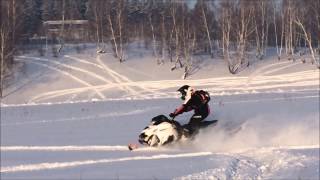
[225,0,254,74]
[87,0,107,50]
[107,0,126,62]
[283,0,296,59]
[148,8,161,64]
[170,2,183,70]
[0,0,24,97]
[272,0,283,60]
[294,0,318,66]
[220,1,232,72]
[199,0,214,57]
[254,0,271,60]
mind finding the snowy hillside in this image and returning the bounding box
[1,48,319,179]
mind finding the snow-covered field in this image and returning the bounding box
[1,47,319,179]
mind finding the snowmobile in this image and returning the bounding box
[129,115,218,150]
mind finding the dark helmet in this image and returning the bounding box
[177,85,190,100]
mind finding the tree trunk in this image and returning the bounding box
[117,6,124,62]
[201,2,213,58]
[149,15,160,64]
[0,30,5,98]
[295,20,317,64]
[108,14,121,62]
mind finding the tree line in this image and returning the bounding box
[1,0,319,96]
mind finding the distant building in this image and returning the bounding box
[43,20,89,43]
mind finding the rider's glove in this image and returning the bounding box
[169,113,176,118]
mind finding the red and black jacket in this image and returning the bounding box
[173,90,210,118]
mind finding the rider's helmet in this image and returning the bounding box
[177,85,190,100]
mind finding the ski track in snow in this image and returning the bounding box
[16,56,111,102]
[0,107,160,126]
[247,61,292,81]
[17,55,161,103]
[261,62,301,76]
[2,144,317,176]
[1,145,129,152]
[11,55,318,104]
[96,55,137,94]
[2,54,319,179]
[175,146,319,180]
[1,152,213,173]
[95,54,164,97]
[16,56,112,84]
[11,55,320,104]
[15,57,106,101]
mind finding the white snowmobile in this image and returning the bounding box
[136,115,218,148]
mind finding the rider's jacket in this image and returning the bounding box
[173,87,210,117]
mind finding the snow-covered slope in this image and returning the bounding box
[1,47,319,179]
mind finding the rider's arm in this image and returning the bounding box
[172,98,193,116]
[173,105,186,115]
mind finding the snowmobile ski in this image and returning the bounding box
[128,143,139,151]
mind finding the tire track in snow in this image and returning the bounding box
[1,145,128,151]
[96,55,137,94]
[16,57,111,102]
[10,55,320,103]
[1,152,212,173]
[1,95,317,126]
[16,60,105,102]
[52,55,109,101]
[66,55,158,94]
[261,62,301,75]
[31,85,113,103]
[0,107,158,126]
[96,55,159,97]
[64,55,105,70]
[249,61,292,78]
[25,85,108,103]
[247,61,298,85]
[6,73,318,106]
[0,145,171,152]
[46,55,161,101]
[17,56,112,84]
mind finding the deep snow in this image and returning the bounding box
[1,47,319,179]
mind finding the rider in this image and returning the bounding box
[169,85,211,135]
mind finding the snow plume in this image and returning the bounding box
[192,115,319,153]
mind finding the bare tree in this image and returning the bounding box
[272,0,282,60]
[0,0,23,97]
[182,19,196,79]
[220,0,232,71]
[235,1,254,66]
[148,12,160,64]
[170,2,183,70]
[57,0,65,53]
[107,0,126,62]
[160,11,166,63]
[0,28,9,98]
[222,0,254,74]
[283,0,296,60]
[294,1,318,66]
[295,19,316,64]
[308,0,320,65]
[200,0,214,58]
[254,0,271,60]
[87,0,107,51]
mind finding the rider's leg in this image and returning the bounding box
[181,114,202,137]
[184,106,209,135]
